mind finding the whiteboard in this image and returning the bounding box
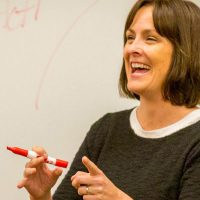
[1,0,199,199]
[0,0,135,199]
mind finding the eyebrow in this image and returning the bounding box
[126,28,157,34]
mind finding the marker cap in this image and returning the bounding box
[56,159,68,168]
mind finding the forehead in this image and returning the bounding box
[128,5,155,31]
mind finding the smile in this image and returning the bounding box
[131,63,150,74]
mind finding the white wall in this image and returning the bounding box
[1,0,199,199]
[0,0,135,199]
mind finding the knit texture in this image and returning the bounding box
[53,109,200,200]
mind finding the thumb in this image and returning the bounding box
[52,168,63,180]
[82,156,103,176]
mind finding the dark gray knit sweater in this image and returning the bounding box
[53,109,200,200]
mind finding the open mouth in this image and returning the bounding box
[131,63,150,74]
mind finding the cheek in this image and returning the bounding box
[158,55,172,74]
[151,48,173,72]
[155,44,173,72]
[123,47,127,60]
[123,43,130,59]
[123,48,129,68]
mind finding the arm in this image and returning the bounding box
[179,144,200,200]
[52,114,111,199]
[54,112,134,200]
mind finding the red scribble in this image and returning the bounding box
[0,0,41,31]
[35,0,99,110]
[34,0,41,20]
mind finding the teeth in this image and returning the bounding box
[131,63,150,70]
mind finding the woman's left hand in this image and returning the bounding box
[71,156,133,200]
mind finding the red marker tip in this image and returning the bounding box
[7,146,12,151]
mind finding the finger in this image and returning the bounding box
[82,196,93,200]
[17,177,28,189]
[25,156,46,168]
[32,146,47,156]
[71,171,88,181]
[78,185,98,196]
[17,168,37,189]
[77,185,92,196]
[82,156,102,176]
[77,185,86,195]
[52,167,63,179]
[71,174,92,189]
[23,168,37,177]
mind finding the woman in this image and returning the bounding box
[18,0,200,199]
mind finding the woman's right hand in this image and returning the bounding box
[17,146,63,200]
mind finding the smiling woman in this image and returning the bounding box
[123,5,174,101]
[17,1,200,200]
[119,0,200,108]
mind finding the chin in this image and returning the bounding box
[127,83,144,94]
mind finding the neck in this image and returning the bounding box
[136,98,197,131]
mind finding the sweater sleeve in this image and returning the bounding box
[179,140,200,200]
[52,113,110,200]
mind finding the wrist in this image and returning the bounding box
[29,192,52,200]
[117,189,133,200]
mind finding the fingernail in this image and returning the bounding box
[71,175,75,181]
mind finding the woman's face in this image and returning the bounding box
[123,5,173,100]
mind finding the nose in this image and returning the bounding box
[126,39,143,56]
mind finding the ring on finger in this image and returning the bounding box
[86,186,91,195]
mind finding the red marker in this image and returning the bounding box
[7,146,68,168]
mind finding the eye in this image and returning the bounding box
[126,34,135,44]
[127,35,134,40]
[146,36,158,42]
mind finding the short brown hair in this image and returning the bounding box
[119,0,200,108]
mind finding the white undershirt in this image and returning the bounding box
[130,107,200,139]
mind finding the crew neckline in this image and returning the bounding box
[130,107,200,139]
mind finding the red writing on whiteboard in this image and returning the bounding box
[35,0,99,110]
[0,0,41,31]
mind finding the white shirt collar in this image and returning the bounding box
[130,107,200,139]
